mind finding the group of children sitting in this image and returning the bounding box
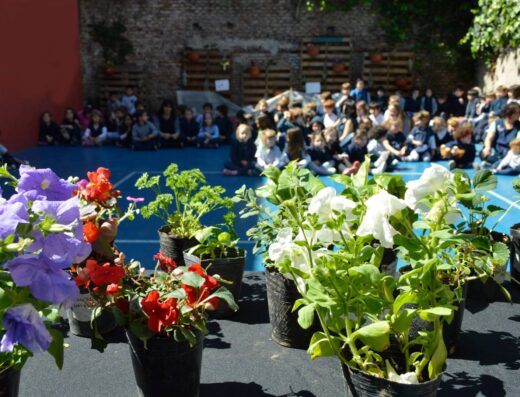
[36,80,520,177]
[38,86,235,150]
[222,80,520,176]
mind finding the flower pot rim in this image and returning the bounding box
[183,247,247,261]
[345,364,444,387]
[157,225,194,240]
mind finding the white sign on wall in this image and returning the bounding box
[305,82,321,94]
[215,79,230,92]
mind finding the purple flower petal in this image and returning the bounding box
[0,304,52,354]
[0,201,28,239]
[18,165,75,201]
[126,196,144,203]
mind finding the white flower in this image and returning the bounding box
[404,164,453,209]
[357,190,408,248]
[268,227,293,263]
[388,371,419,384]
[308,187,356,221]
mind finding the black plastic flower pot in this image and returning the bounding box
[158,226,197,267]
[381,248,398,276]
[66,288,116,337]
[510,223,520,285]
[265,269,320,349]
[183,250,246,318]
[0,367,21,397]
[126,330,204,397]
[342,364,442,397]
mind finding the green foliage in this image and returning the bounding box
[462,0,520,64]
[89,19,134,65]
[135,164,233,238]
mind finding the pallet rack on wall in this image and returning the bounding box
[182,50,233,99]
[300,37,352,93]
[362,51,415,94]
[99,65,145,105]
[241,60,293,106]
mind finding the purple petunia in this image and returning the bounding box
[17,165,75,201]
[29,198,91,264]
[0,304,52,354]
[7,253,80,308]
[0,200,28,240]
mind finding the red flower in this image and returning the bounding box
[83,222,100,243]
[141,291,178,333]
[80,167,120,202]
[115,298,130,313]
[181,264,220,309]
[153,251,176,271]
[74,259,98,287]
[106,283,122,295]
[89,262,126,286]
[188,263,219,290]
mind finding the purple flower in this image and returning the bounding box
[7,253,79,308]
[126,196,144,203]
[30,198,91,263]
[18,165,75,201]
[0,304,52,354]
[0,201,28,239]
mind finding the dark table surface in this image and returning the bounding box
[20,272,520,397]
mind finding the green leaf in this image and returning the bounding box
[307,331,341,359]
[348,264,381,284]
[0,288,13,311]
[492,242,510,266]
[393,290,418,313]
[47,328,64,369]
[428,331,447,379]
[211,287,238,311]
[297,304,315,329]
[352,321,390,352]
[418,307,453,322]
[473,170,497,191]
[180,271,206,288]
[392,308,416,333]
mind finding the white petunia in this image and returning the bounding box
[308,186,356,221]
[404,164,453,209]
[330,195,357,221]
[357,190,407,248]
[268,227,294,263]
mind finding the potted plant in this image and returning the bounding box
[331,60,346,74]
[89,19,134,76]
[135,164,232,266]
[183,211,246,318]
[0,165,92,395]
[68,167,141,337]
[186,50,200,63]
[369,52,384,64]
[90,253,237,397]
[248,60,261,78]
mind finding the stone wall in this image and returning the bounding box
[477,49,520,93]
[79,0,468,109]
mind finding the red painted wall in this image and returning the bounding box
[0,0,83,151]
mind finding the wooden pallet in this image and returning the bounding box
[241,60,293,106]
[362,51,415,93]
[300,37,351,93]
[183,50,233,98]
[99,65,145,104]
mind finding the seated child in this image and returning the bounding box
[39,112,61,145]
[404,111,434,162]
[307,132,336,175]
[367,126,390,174]
[256,129,285,172]
[0,141,28,169]
[431,117,452,160]
[82,111,108,146]
[369,103,384,126]
[382,118,407,163]
[494,138,520,175]
[60,108,82,145]
[197,113,220,148]
[121,86,138,115]
[440,123,476,170]
[281,127,310,169]
[180,107,199,146]
[223,124,256,176]
[324,127,349,172]
[343,131,368,175]
[131,111,159,150]
[215,104,233,144]
[117,114,133,147]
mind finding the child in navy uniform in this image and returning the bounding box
[383,118,407,163]
[307,132,336,175]
[494,138,520,175]
[180,108,199,146]
[131,111,159,150]
[440,124,476,170]
[255,129,285,171]
[39,112,61,145]
[405,111,434,162]
[197,113,220,148]
[223,124,256,176]
[83,111,108,146]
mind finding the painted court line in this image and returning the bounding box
[487,190,520,210]
[114,171,137,188]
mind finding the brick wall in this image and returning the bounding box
[79,0,471,110]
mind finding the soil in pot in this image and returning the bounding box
[158,226,197,267]
[126,330,203,397]
[342,364,442,397]
[183,249,246,318]
[0,367,21,397]
[265,269,320,349]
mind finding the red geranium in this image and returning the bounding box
[90,262,126,286]
[80,167,120,202]
[106,283,122,295]
[141,290,178,333]
[115,298,130,313]
[181,263,220,309]
[83,222,100,243]
[153,251,177,271]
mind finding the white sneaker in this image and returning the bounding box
[373,151,390,168]
[448,160,456,170]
